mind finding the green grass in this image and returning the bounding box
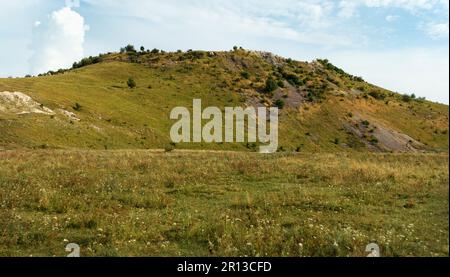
[0,150,448,257]
[0,50,448,257]
[1,50,448,152]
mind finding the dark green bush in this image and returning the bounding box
[73,103,82,111]
[275,99,285,109]
[127,78,136,89]
[240,71,250,79]
[264,76,278,93]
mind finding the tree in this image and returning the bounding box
[125,44,136,52]
[140,46,145,52]
[127,77,136,89]
[402,94,412,102]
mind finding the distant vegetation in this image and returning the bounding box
[317,59,365,82]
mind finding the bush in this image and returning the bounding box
[127,78,137,89]
[240,71,250,79]
[164,143,176,152]
[264,76,278,93]
[73,103,82,111]
[369,90,386,100]
[275,99,285,109]
[283,73,301,86]
[369,136,379,145]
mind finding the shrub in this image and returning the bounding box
[246,143,258,151]
[151,48,160,54]
[164,143,175,152]
[127,78,137,89]
[240,71,250,79]
[369,90,386,100]
[264,76,278,93]
[73,103,82,111]
[275,99,285,109]
[369,136,379,144]
[280,71,301,86]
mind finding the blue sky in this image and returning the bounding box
[0,0,448,103]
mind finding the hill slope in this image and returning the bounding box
[0,49,448,152]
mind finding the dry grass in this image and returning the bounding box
[0,150,448,257]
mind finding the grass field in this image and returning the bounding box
[0,150,448,257]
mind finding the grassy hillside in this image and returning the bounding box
[0,150,448,257]
[0,49,448,257]
[1,48,448,152]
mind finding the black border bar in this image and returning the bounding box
[1,257,448,276]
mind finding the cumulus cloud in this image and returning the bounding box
[30,4,89,74]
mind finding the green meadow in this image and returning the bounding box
[0,150,448,257]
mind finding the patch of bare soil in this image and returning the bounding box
[344,114,425,152]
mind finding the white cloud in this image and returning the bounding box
[82,0,353,47]
[385,15,400,21]
[30,5,89,74]
[363,0,440,10]
[336,0,448,18]
[421,21,449,38]
[338,1,359,18]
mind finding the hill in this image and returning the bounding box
[1,47,448,152]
